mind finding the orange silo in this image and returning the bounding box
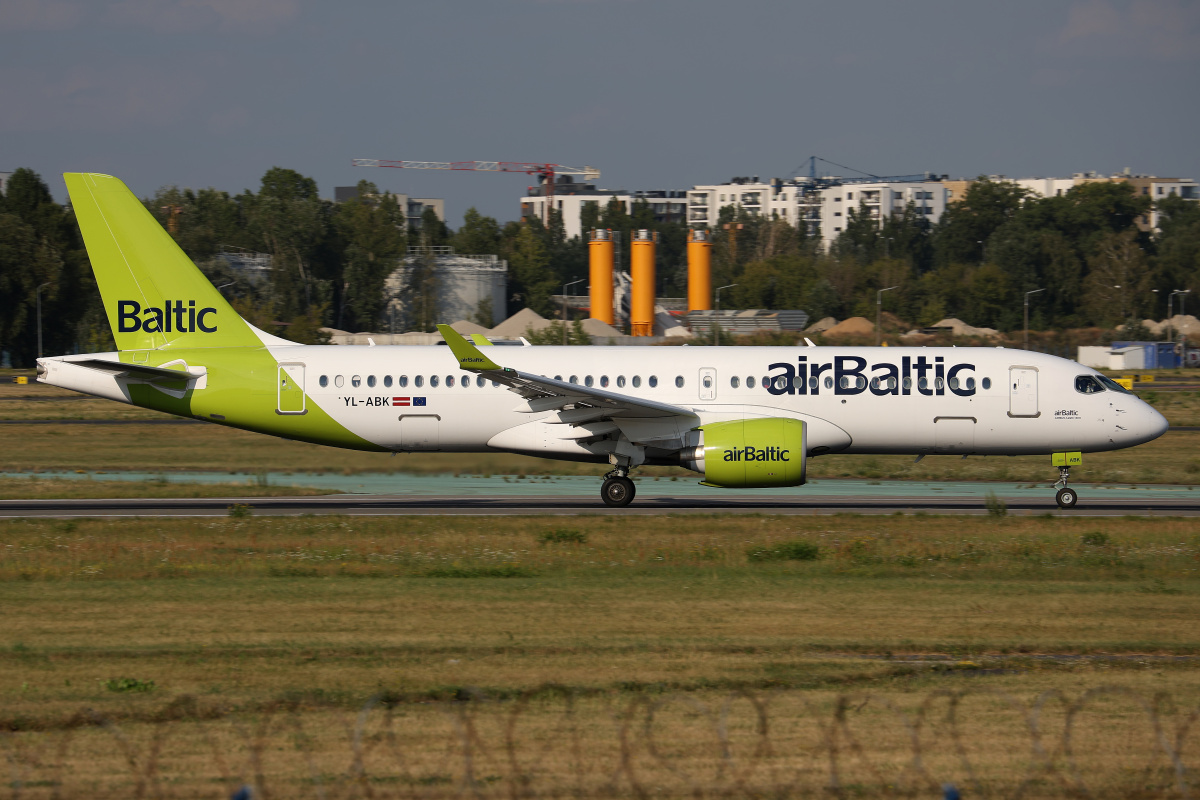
[687,229,712,311]
[630,229,656,336]
[588,229,614,325]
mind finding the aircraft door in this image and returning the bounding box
[277,363,306,414]
[699,368,717,401]
[1008,367,1039,417]
[399,414,440,450]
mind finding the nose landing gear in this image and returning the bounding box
[1051,452,1083,509]
[601,468,636,507]
[1053,465,1078,509]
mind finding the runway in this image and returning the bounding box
[5,491,1200,517]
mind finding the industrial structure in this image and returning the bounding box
[384,246,507,331]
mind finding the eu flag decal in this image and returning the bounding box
[413,397,427,406]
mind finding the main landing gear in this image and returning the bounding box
[601,468,636,507]
[1054,466,1078,509]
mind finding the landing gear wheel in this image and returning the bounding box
[1056,487,1078,509]
[601,476,635,507]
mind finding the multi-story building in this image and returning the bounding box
[520,178,687,238]
[685,177,822,236]
[817,181,947,240]
[0,172,11,195]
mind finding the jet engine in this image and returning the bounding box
[678,418,806,488]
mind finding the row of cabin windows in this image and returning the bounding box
[316,373,994,393]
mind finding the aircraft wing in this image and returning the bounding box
[436,324,697,428]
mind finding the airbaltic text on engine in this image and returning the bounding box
[724,446,789,462]
[117,300,217,333]
[767,355,975,395]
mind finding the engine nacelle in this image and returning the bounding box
[679,418,806,488]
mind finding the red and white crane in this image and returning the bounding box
[351,158,600,223]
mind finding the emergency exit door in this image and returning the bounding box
[1008,367,1039,417]
[699,368,717,401]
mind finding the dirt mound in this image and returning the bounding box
[804,316,838,333]
[490,308,550,337]
[823,316,874,336]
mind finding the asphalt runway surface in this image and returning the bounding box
[5,491,1200,518]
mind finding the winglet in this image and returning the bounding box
[469,333,492,346]
[437,324,503,371]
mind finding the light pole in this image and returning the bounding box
[876,285,897,346]
[714,283,736,346]
[35,282,50,359]
[562,278,585,345]
[1023,288,1045,351]
[1168,289,1190,354]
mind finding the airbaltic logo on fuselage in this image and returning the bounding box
[723,446,790,462]
[766,355,977,397]
[117,301,217,333]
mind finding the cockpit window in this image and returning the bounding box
[1075,375,1105,394]
[1095,374,1132,394]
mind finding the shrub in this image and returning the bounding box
[1081,530,1110,547]
[538,528,587,544]
[984,492,1007,517]
[104,678,155,693]
[227,503,252,519]
[747,540,821,562]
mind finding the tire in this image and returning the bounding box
[1056,487,1078,509]
[601,476,635,507]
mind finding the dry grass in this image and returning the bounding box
[1,514,1199,796]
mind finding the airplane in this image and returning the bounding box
[36,173,1169,509]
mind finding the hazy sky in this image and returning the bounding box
[4,0,1198,227]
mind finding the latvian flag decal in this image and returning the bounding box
[393,397,427,407]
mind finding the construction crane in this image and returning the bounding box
[351,159,600,224]
[790,155,937,188]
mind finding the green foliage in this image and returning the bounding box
[1081,531,1110,547]
[104,677,155,693]
[985,492,1008,517]
[425,565,534,578]
[227,503,252,519]
[538,528,587,544]
[746,540,821,562]
[522,320,592,346]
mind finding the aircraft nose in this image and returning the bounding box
[1139,402,1169,442]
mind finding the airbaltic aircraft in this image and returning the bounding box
[38,173,1169,508]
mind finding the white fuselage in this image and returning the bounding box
[267,344,1167,460]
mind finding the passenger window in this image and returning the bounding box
[585,376,594,387]
[948,376,959,391]
[703,376,712,388]
[823,376,833,390]
[918,377,929,391]
[351,375,362,388]
[446,375,455,387]
[748,376,756,388]
[617,376,626,388]
[430,375,439,387]
[554,375,563,381]
[319,375,329,387]
[839,376,849,389]
[414,375,423,388]
[569,375,578,384]
[935,377,944,391]
[334,375,344,388]
[632,376,642,388]
[675,376,684,388]
[367,375,376,388]
[600,376,609,388]
[731,376,740,388]
[809,376,817,391]
[383,375,393,388]
[476,375,485,387]
[774,376,787,390]
[649,376,659,388]
[903,377,912,391]
[966,377,975,391]
[399,375,409,388]
[982,377,991,390]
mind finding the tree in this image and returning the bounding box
[333,182,405,331]
[1082,231,1150,327]
[245,167,330,319]
[932,178,1030,267]
[503,223,558,317]
[452,208,501,255]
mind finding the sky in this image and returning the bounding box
[3,0,1198,227]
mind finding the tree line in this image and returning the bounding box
[2,167,1199,366]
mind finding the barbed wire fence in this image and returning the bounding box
[2,684,1197,798]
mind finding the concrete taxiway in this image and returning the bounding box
[4,491,1200,518]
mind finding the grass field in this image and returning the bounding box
[1,513,1198,796]
[0,476,332,500]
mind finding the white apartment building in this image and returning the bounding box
[818,182,947,242]
[0,172,11,195]
[521,180,687,238]
[686,178,821,235]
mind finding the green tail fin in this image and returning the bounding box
[65,173,262,351]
